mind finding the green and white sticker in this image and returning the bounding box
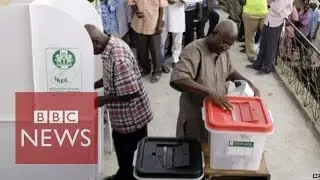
[227,141,254,156]
[46,48,82,92]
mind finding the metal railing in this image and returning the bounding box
[276,19,320,125]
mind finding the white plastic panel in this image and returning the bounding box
[29,3,94,92]
[0,4,33,122]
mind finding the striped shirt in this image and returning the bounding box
[101,36,153,134]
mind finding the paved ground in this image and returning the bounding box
[104,10,320,180]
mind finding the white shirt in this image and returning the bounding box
[265,0,293,27]
[165,1,186,32]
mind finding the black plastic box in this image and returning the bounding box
[134,137,203,179]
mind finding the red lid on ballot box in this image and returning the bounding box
[203,96,273,133]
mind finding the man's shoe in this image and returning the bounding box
[161,64,170,73]
[240,44,245,48]
[246,64,259,71]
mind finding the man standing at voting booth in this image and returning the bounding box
[170,19,260,143]
[84,24,154,180]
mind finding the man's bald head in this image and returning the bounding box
[214,19,238,38]
[84,24,109,55]
[85,24,103,39]
[206,19,238,54]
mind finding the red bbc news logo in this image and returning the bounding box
[15,92,98,164]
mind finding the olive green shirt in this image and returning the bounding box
[170,38,235,143]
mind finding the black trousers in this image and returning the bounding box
[185,9,198,46]
[207,9,220,36]
[136,33,161,73]
[112,126,148,180]
[255,28,261,43]
[196,7,209,39]
[253,24,283,73]
[239,18,245,39]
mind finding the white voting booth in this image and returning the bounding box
[0,0,111,179]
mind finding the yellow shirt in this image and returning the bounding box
[243,0,268,16]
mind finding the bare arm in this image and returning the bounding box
[170,78,210,98]
[97,92,139,107]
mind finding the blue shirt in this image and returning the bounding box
[309,8,320,37]
[101,0,119,34]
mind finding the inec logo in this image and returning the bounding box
[52,49,76,69]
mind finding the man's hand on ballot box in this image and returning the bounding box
[208,90,234,111]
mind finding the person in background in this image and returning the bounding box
[309,1,320,40]
[219,0,243,40]
[84,24,153,180]
[246,0,293,75]
[129,0,168,83]
[196,0,208,39]
[184,1,202,46]
[296,4,311,60]
[170,20,260,143]
[238,0,262,51]
[297,7,301,13]
[279,3,299,61]
[241,0,268,62]
[161,0,186,69]
[206,0,220,35]
[100,0,118,34]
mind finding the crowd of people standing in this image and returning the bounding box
[88,0,222,82]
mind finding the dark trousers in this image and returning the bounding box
[253,24,283,73]
[136,33,161,73]
[238,16,244,40]
[166,33,173,55]
[255,28,261,43]
[185,9,198,46]
[113,126,148,180]
[128,27,137,48]
[207,9,220,36]
[196,7,209,39]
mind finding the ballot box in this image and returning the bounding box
[202,144,271,180]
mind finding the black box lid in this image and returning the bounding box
[134,137,203,179]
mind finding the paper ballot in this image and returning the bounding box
[228,80,254,97]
